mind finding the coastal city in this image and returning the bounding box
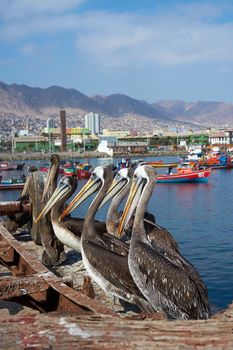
[0,110,233,157]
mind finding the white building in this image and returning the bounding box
[85,112,100,135]
[209,132,229,145]
[47,118,56,129]
[18,129,29,136]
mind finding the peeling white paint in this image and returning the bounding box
[59,317,94,338]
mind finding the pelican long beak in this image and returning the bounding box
[117,176,144,236]
[42,166,53,202]
[99,176,127,208]
[21,176,30,196]
[59,177,101,220]
[35,181,70,223]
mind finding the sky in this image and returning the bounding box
[1,0,233,103]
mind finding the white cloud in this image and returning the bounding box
[74,7,233,67]
[0,14,79,40]
[1,2,233,67]
[21,43,37,55]
[0,0,86,20]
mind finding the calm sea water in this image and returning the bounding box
[1,155,233,311]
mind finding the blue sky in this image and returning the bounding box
[1,0,233,103]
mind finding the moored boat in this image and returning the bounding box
[63,163,92,179]
[0,161,24,171]
[157,168,211,183]
[197,148,233,169]
[39,164,64,173]
[198,155,233,169]
[0,177,26,190]
[142,161,180,169]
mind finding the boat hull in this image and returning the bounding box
[157,170,211,183]
[200,164,233,169]
[0,183,25,190]
[64,169,91,179]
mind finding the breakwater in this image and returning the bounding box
[0,150,186,161]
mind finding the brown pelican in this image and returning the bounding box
[101,167,179,252]
[118,164,210,320]
[20,154,64,265]
[36,168,130,253]
[36,174,119,254]
[60,166,153,312]
[35,176,82,251]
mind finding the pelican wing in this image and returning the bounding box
[154,240,209,304]
[63,219,83,237]
[133,241,209,319]
[147,224,180,253]
[83,239,141,298]
[97,232,129,256]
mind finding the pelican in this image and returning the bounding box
[60,166,153,312]
[40,154,65,265]
[36,173,126,255]
[118,164,210,320]
[21,153,65,265]
[101,167,179,252]
[35,176,82,251]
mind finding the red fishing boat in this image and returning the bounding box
[198,155,233,169]
[157,167,211,183]
[63,163,92,179]
[39,164,64,174]
[0,161,24,171]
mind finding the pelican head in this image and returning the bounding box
[59,165,113,220]
[99,167,133,208]
[35,176,77,223]
[118,165,156,236]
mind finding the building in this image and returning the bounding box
[60,110,66,152]
[18,129,30,136]
[102,129,129,138]
[46,118,56,129]
[85,112,100,135]
[42,127,90,138]
[209,132,229,145]
[13,135,49,152]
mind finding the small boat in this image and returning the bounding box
[198,149,233,169]
[39,164,64,174]
[143,160,164,167]
[0,177,26,190]
[142,160,180,169]
[157,167,211,183]
[63,163,92,179]
[39,161,92,179]
[198,155,233,169]
[0,161,24,171]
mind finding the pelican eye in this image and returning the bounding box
[90,173,96,180]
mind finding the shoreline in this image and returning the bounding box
[0,150,186,161]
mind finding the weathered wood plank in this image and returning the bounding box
[0,313,233,349]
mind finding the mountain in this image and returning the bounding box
[0,82,168,122]
[92,94,166,119]
[1,81,233,127]
[156,100,233,126]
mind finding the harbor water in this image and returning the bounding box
[0,155,233,312]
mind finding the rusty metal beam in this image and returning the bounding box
[0,275,48,299]
[0,201,31,216]
[0,223,117,317]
